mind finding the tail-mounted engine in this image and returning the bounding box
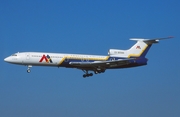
[108,49,126,55]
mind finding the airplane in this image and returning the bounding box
[4,37,173,78]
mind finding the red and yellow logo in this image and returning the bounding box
[39,55,53,63]
[136,46,141,49]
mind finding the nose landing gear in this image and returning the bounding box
[27,65,32,73]
[27,69,31,73]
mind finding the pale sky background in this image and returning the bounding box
[1,0,180,117]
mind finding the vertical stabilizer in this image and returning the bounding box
[126,40,151,58]
[127,36,173,58]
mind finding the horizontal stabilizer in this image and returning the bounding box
[130,36,173,44]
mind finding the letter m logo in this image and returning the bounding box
[39,55,53,63]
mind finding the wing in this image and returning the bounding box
[69,58,135,72]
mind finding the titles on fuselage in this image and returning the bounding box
[31,54,108,61]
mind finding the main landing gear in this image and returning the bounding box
[27,65,32,73]
[82,70,93,78]
[83,73,93,78]
[82,69,106,78]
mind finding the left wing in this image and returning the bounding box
[69,58,135,70]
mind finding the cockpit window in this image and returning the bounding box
[11,54,17,56]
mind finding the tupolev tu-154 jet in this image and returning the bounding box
[4,37,173,78]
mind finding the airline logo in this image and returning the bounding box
[39,55,53,63]
[136,46,141,49]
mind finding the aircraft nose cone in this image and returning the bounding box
[4,57,10,62]
[4,58,7,62]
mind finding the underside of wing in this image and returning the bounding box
[69,58,135,71]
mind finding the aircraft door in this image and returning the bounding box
[26,53,30,60]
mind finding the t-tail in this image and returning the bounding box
[108,36,173,66]
[109,36,173,58]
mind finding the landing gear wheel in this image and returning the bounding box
[83,74,86,78]
[89,73,93,76]
[27,65,32,73]
[83,73,93,78]
[27,69,31,73]
[82,70,94,78]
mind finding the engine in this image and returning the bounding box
[108,49,125,55]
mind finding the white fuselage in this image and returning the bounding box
[4,52,110,67]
